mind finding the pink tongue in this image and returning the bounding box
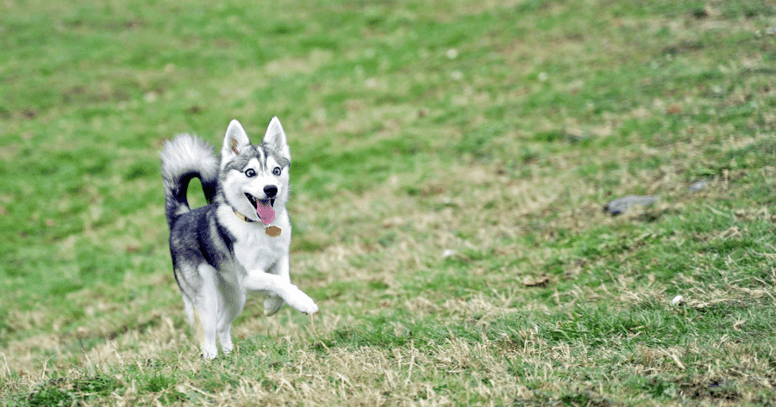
[256,201,275,225]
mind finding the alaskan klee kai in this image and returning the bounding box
[161,118,318,359]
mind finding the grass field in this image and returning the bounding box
[2,0,776,405]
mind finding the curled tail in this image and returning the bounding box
[161,134,219,229]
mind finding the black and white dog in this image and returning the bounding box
[161,118,317,359]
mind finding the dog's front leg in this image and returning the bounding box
[264,255,291,316]
[242,270,318,314]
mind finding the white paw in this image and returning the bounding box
[221,342,234,355]
[202,347,218,360]
[264,295,285,316]
[284,286,318,314]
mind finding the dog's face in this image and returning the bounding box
[219,118,291,222]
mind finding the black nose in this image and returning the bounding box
[264,185,278,198]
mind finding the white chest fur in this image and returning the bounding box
[217,205,291,274]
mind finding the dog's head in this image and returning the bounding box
[219,118,291,222]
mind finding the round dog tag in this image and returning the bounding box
[265,226,281,237]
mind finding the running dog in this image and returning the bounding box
[161,118,318,359]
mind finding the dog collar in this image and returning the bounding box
[234,210,255,223]
[233,210,282,237]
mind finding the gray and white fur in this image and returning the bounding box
[161,117,318,359]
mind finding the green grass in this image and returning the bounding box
[2,0,776,405]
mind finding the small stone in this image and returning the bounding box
[689,180,708,192]
[522,274,550,287]
[671,295,684,306]
[443,249,455,258]
[604,195,657,215]
[666,103,683,114]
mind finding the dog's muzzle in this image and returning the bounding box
[245,193,275,208]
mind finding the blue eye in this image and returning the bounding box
[245,168,256,177]
[272,167,281,176]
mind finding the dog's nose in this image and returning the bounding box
[264,185,278,198]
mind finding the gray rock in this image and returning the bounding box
[688,180,708,192]
[605,195,657,215]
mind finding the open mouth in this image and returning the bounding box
[245,193,275,208]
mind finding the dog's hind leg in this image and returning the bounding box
[175,265,199,326]
[197,264,220,359]
[182,295,195,325]
[264,295,284,316]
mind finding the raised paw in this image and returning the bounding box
[264,294,285,316]
[283,286,318,314]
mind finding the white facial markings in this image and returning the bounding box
[266,156,281,177]
[256,147,266,172]
[245,157,261,175]
[240,156,285,201]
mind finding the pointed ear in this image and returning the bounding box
[221,119,251,168]
[263,117,291,162]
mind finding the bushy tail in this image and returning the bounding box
[161,134,219,229]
